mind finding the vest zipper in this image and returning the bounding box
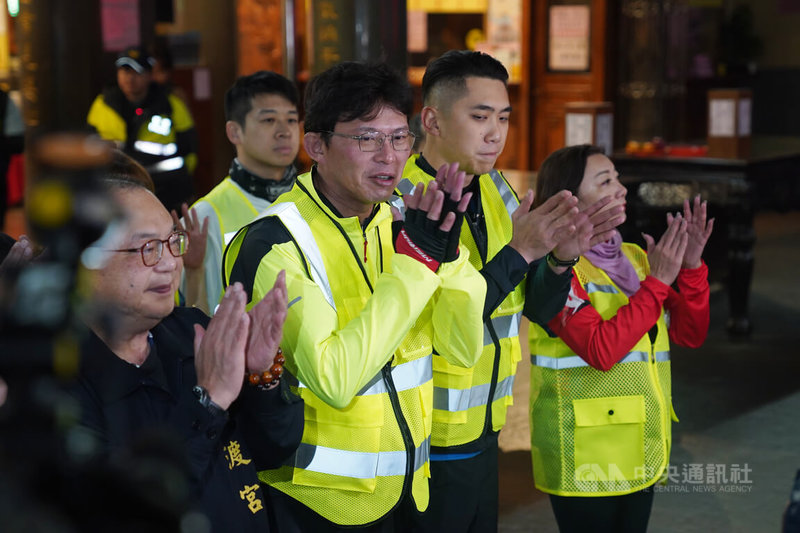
[482,321,502,436]
[382,360,415,503]
[363,229,368,263]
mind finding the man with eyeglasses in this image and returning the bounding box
[223,61,486,531]
[74,173,304,531]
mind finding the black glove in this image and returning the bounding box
[394,206,449,271]
[439,193,465,263]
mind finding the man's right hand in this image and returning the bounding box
[392,179,472,271]
[193,283,251,410]
[508,190,580,264]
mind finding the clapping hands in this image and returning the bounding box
[675,195,714,269]
[171,203,209,270]
[193,274,288,410]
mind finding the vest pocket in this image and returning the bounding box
[572,395,646,483]
[292,394,384,493]
[431,356,474,424]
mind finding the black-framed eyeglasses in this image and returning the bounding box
[325,130,416,152]
[110,231,188,267]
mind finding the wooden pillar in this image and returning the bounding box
[17,0,102,137]
[308,0,407,74]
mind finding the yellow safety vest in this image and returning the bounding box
[528,243,675,497]
[223,174,437,526]
[195,177,260,238]
[402,155,524,448]
[87,91,197,175]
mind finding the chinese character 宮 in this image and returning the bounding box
[239,484,264,514]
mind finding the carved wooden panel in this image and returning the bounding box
[237,0,284,76]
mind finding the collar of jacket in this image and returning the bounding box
[80,310,197,403]
[229,158,297,202]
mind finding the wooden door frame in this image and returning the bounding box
[529,0,612,169]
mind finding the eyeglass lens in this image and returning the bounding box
[141,232,187,266]
[360,131,413,152]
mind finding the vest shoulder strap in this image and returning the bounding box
[488,169,519,218]
[260,202,336,311]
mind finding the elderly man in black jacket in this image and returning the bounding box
[73,172,303,532]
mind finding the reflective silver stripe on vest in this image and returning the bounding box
[531,350,671,369]
[294,354,432,397]
[488,169,519,217]
[396,178,415,196]
[356,354,433,396]
[492,373,515,402]
[483,313,521,346]
[433,373,515,413]
[294,435,430,478]
[584,282,620,295]
[134,140,177,156]
[146,156,185,173]
[389,178,416,219]
[251,202,336,311]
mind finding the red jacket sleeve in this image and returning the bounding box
[547,275,671,372]
[664,262,710,348]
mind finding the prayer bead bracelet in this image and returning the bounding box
[246,348,285,388]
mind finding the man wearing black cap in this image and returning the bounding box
[88,46,198,212]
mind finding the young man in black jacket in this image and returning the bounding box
[403,50,625,531]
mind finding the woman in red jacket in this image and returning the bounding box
[528,144,713,533]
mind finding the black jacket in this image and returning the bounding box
[73,306,304,532]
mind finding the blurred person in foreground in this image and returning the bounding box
[528,144,712,533]
[73,169,303,531]
[0,87,24,230]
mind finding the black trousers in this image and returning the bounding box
[264,482,424,532]
[412,438,499,533]
[549,487,655,533]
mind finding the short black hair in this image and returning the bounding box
[303,62,412,144]
[534,144,605,208]
[422,50,508,107]
[224,71,299,125]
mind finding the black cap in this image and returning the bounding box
[115,46,155,74]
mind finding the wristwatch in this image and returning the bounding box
[546,251,579,269]
[191,385,226,417]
